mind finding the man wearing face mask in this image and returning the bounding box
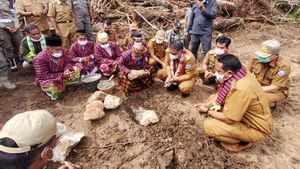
[199,36,231,85]
[20,24,47,69]
[0,109,81,169]
[247,40,291,108]
[95,32,122,77]
[157,40,197,97]
[186,0,217,59]
[148,30,169,70]
[196,54,273,152]
[68,30,96,76]
[32,35,80,100]
[118,43,154,93]
[165,21,184,45]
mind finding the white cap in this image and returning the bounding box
[0,110,66,153]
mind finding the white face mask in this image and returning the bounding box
[134,42,142,46]
[52,52,63,58]
[78,40,88,46]
[215,48,225,56]
[101,43,110,48]
[170,54,178,60]
[214,72,225,82]
[31,35,43,42]
[156,38,164,44]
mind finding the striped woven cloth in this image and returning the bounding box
[216,66,247,106]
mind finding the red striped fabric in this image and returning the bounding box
[216,67,247,106]
[32,49,73,88]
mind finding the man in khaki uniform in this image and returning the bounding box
[148,30,168,69]
[196,54,273,152]
[48,0,76,49]
[15,0,50,35]
[199,36,231,85]
[157,40,197,97]
[247,40,290,107]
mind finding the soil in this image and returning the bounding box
[1,22,300,169]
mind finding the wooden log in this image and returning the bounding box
[217,0,237,17]
[214,18,242,31]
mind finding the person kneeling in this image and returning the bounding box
[157,40,197,97]
[118,43,154,93]
[68,30,97,76]
[20,24,47,69]
[196,54,273,152]
[32,35,80,100]
[95,32,122,77]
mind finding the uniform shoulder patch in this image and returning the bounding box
[185,64,192,69]
[278,70,286,76]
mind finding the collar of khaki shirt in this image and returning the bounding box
[268,57,278,68]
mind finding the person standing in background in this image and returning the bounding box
[15,0,50,35]
[186,0,217,59]
[70,0,95,42]
[0,0,23,71]
[48,0,77,49]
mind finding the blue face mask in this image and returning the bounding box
[257,56,271,63]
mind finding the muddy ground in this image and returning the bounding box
[0,22,300,169]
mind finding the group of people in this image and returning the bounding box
[0,0,293,166]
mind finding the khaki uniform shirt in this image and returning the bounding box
[247,56,291,90]
[48,0,74,23]
[165,49,197,82]
[148,38,168,60]
[15,0,49,31]
[223,72,273,134]
[203,49,218,73]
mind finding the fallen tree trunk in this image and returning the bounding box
[214,18,242,31]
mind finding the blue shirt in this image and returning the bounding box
[187,0,217,35]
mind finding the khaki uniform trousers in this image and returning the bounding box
[157,68,196,94]
[57,22,76,49]
[265,91,287,106]
[203,119,266,144]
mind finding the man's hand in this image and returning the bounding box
[164,76,174,87]
[55,29,61,36]
[127,71,134,81]
[63,70,72,79]
[184,32,189,38]
[198,2,205,11]
[6,26,18,33]
[32,12,41,16]
[68,71,75,80]
[205,71,215,79]
[82,57,90,63]
[42,9,48,15]
[195,104,208,114]
[58,161,81,169]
